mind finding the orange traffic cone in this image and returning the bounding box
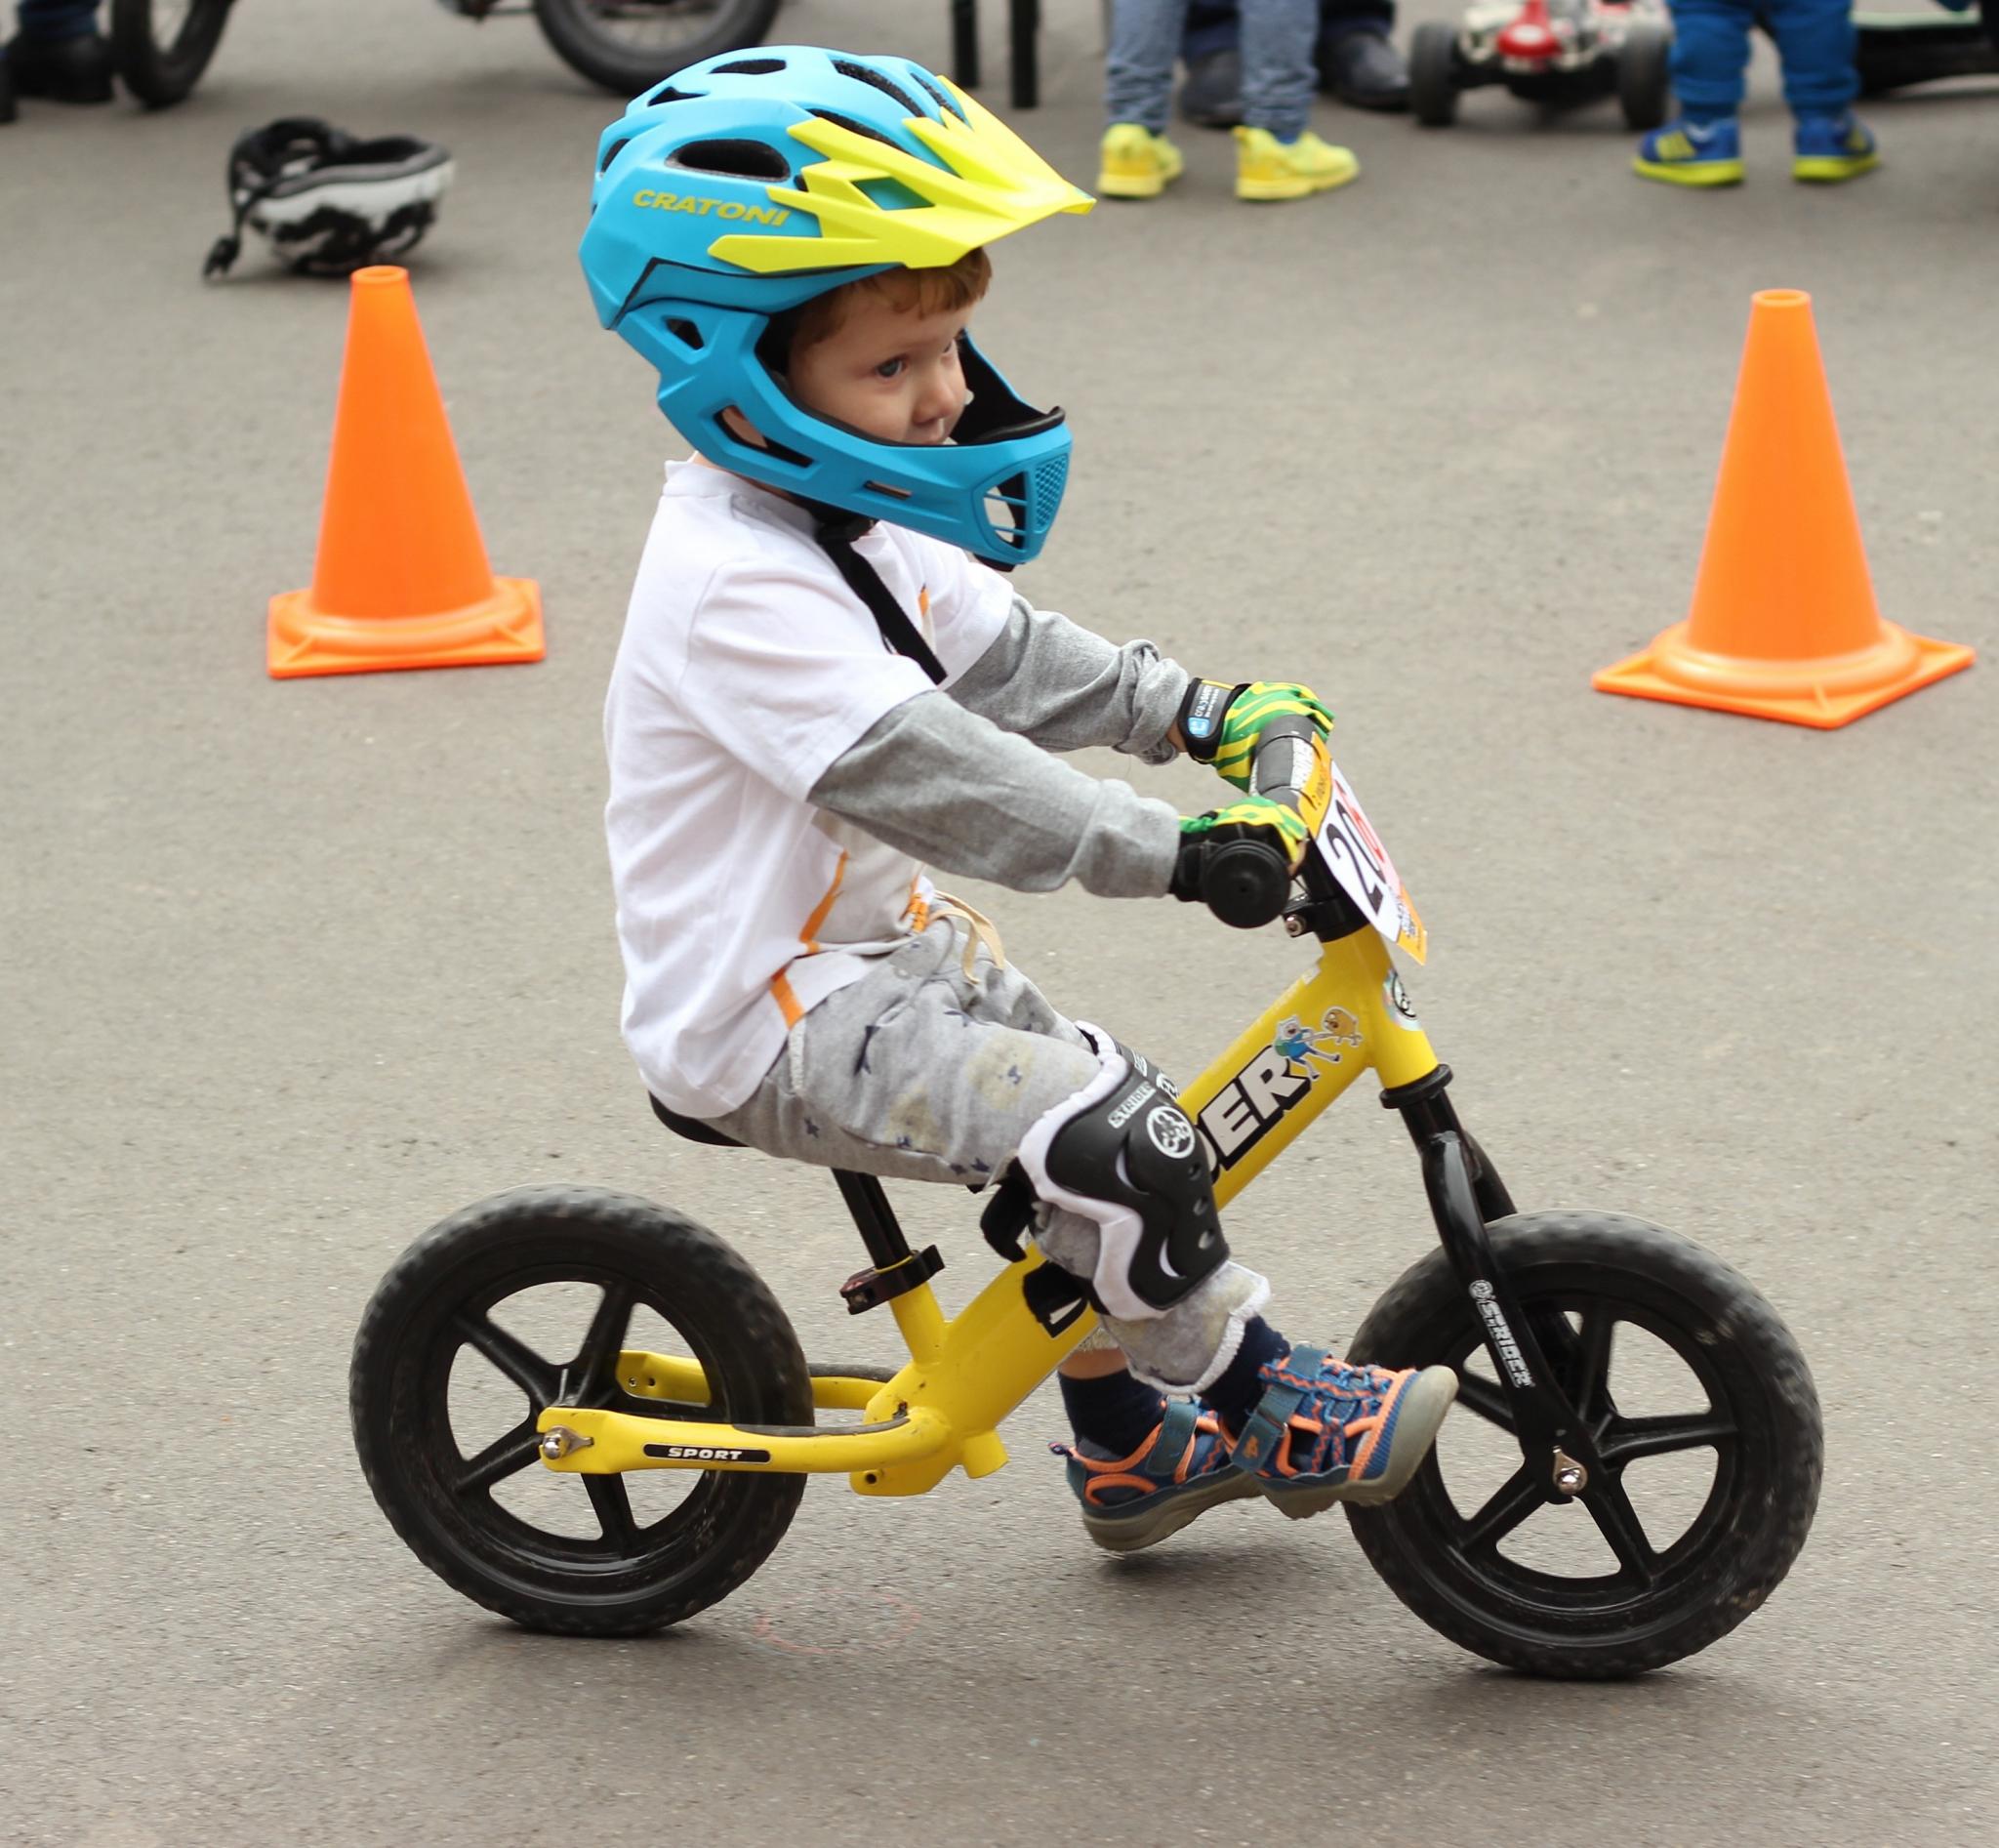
[1594,289,1972,728]
[268,266,544,678]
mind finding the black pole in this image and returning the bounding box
[1010,0,1040,108]
[952,0,981,90]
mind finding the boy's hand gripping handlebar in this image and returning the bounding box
[1171,716,1330,928]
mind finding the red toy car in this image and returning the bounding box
[1409,0,1674,130]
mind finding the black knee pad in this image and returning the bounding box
[1016,1024,1230,1319]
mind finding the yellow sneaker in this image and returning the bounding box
[1234,126,1360,202]
[1098,123,1185,200]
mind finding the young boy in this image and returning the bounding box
[581,46,1454,1554]
[1100,0,1360,200]
[1634,0,1878,186]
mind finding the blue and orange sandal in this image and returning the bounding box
[1057,1397,1260,1554]
[1229,1344,1458,1518]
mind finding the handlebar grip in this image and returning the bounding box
[1204,838,1292,929]
[1199,718,1322,927]
[1249,715,1323,806]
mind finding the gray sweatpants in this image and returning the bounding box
[712,918,1270,1392]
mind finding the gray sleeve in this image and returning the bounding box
[950,594,1190,765]
[808,690,1180,898]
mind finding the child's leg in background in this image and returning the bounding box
[1106,0,1196,130]
[1238,0,1321,141]
[1666,0,1755,124]
[1760,0,1858,119]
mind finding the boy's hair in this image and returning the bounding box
[764,248,992,370]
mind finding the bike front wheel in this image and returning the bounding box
[351,1184,812,1637]
[1345,1211,1822,1678]
[532,0,782,96]
[108,0,234,107]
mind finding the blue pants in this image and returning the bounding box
[1672,0,1857,119]
[18,0,101,40]
[1107,0,1320,138]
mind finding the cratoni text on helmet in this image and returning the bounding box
[628,190,793,225]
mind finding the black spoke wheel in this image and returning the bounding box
[108,0,234,108]
[1345,1211,1821,1678]
[531,0,782,97]
[351,1185,811,1637]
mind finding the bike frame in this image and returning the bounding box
[537,882,1602,1507]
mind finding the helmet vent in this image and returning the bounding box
[665,318,704,351]
[908,69,965,120]
[714,58,786,75]
[832,60,924,116]
[715,410,811,471]
[670,138,792,180]
[810,109,896,149]
[863,479,913,501]
[644,84,700,106]
[597,136,630,174]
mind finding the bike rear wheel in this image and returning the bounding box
[351,1184,812,1637]
[1345,1211,1821,1678]
[532,0,782,96]
[108,0,233,108]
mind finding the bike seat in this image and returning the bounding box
[648,1093,743,1149]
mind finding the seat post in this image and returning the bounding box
[833,1170,916,1271]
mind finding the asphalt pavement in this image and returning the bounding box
[4,2,1997,1845]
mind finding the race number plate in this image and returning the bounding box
[1316,763,1427,964]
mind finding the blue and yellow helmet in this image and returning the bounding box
[580,46,1093,563]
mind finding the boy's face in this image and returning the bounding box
[787,292,973,448]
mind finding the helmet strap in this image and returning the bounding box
[812,512,947,685]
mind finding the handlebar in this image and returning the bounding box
[1202,719,1321,929]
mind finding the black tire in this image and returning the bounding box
[1345,1211,1821,1678]
[1616,20,1673,132]
[1408,21,1461,129]
[108,0,234,108]
[1988,1,1999,62]
[532,0,783,97]
[351,1184,811,1637]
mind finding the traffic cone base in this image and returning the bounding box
[1593,618,1973,730]
[1597,288,1973,729]
[267,576,544,679]
[270,265,544,680]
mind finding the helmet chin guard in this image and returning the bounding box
[579,46,1093,563]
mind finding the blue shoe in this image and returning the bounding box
[1633,117,1744,188]
[1057,1397,1259,1553]
[1229,1344,1458,1517]
[1793,114,1879,185]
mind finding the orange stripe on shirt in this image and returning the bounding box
[799,849,848,955]
[769,850,848,1033]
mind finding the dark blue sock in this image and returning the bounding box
[1200,1317,1288,1430]
[1060,1368,1166,1457]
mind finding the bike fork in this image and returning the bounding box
[1382,1067,1599,1501]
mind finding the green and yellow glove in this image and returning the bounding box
[1169,795,1311,902]
[1178,680,1335,791]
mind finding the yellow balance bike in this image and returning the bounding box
[351,730,1822,1678]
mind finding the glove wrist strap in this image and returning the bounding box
[1177,678,1244,763]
